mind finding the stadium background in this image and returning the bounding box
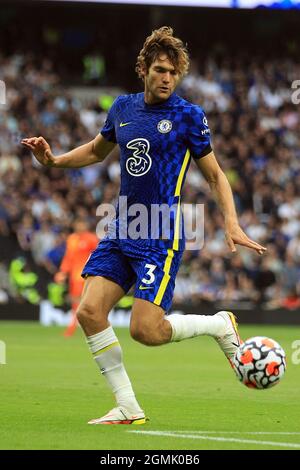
[1,0,300,323]
[1,0,300,452]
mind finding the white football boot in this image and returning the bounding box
[214,311,242,365]
[88,406,148,425]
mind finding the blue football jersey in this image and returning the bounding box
[101,92,211,251]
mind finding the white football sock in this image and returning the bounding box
[166,313,227,342]
[86,326,143,414]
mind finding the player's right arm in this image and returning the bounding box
[21,134,116,168]
[186,104,266,256]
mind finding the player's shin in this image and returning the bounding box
[86,326,143,414]
[166,313,227,341]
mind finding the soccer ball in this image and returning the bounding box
[232,336,286,389]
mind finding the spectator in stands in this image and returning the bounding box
[0,52,299,308]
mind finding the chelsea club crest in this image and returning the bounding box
[157,120,172,134]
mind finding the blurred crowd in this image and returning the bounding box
[0,53,300,309]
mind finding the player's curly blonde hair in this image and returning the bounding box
[136,26,190,79]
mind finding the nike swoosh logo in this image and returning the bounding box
[120,122,131,127]
[139,286,154,290]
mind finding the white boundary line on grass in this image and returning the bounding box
[181,431,300,435]
[128,430,300,449]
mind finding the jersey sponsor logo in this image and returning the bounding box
[201,128,210,135]
[138,286,154,290]
[120,121,131,127]
[201,117,210,135]
[157,119,172,133]
[126,138,152,177]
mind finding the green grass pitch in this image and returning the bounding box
[0,321,300,450]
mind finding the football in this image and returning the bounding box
[232,336,286,389]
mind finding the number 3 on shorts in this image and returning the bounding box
[141,264,156,285]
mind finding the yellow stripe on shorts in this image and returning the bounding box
[154,248,174,306]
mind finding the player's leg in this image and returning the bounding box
[130,298,240,354]
[78,240,146,424]
[77,275,123,334]
[77,275,146,424]
[130,299,170,345]
[167,310,242,363]
[131,248,241,361]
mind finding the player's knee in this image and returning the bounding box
[76,302,99,327]
[130,320,158,346]
[130,322,150,345]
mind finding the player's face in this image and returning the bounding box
[143,54,180,104]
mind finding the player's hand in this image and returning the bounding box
[225,223,267,255]
[21,136,56,167]
[54,272,67,284]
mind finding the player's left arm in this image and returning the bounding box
[195,151,267,255]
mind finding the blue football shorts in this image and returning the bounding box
[81,238,183,312]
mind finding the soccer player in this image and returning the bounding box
[22,26,266,425]
[54,219,98,337]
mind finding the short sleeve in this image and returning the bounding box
[187,106,212,159]
[100,96,120,143]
